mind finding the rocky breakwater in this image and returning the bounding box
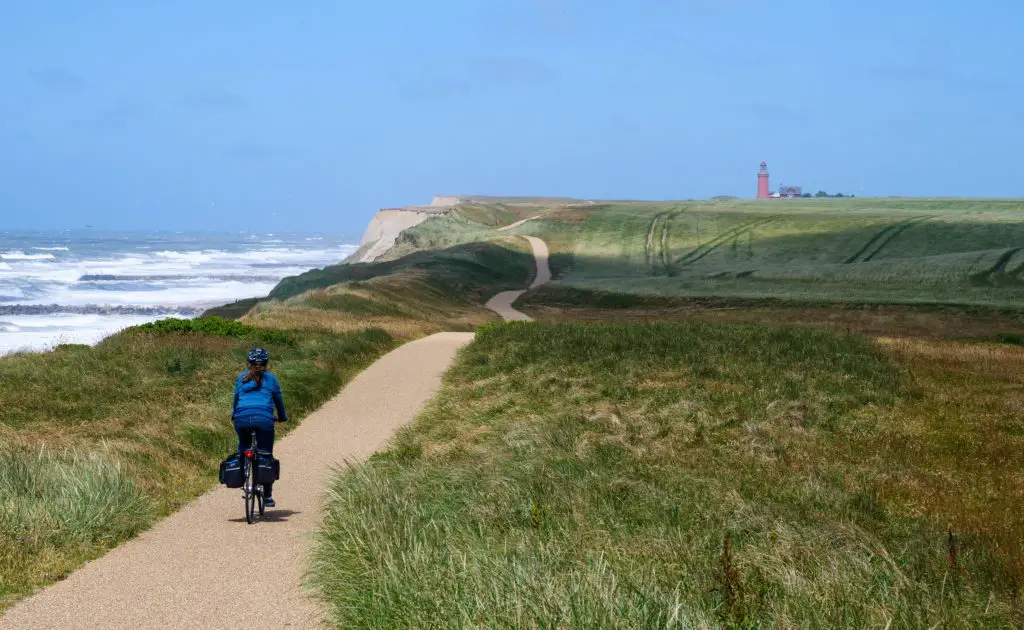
[0,304,202,316]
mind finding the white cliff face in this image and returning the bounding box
[430,196,462,207]
[354,209,443,263]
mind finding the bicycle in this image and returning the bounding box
[241,428,265,524]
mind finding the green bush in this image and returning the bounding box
[133,316,291,344]
[997,332,1024,345]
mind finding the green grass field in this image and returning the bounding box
[383,198,1024,308]
[516,199,1024,307]
[311,322,1024,628]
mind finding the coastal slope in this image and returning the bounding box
[1,233,548,629]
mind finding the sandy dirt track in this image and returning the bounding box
[484,236,551,322]
[497,214,541,232]
[1,333,474,630]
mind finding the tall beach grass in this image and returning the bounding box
[0,448,152,603]
[310,322,1023,628]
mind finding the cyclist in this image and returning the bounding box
[232,347,288,507]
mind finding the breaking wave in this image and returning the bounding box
[2,251,57,261]
[0,233,357,354]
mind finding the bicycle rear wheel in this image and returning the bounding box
[245,459,257,524]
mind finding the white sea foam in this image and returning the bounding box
[2,251,57,261]
[0,236,358,355]
[0,314,159,355]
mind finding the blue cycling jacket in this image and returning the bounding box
[232,371,287,423]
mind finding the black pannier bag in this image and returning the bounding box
[255,453,280,484]
[219,453,244,488]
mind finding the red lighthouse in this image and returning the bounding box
[757,161,771,199]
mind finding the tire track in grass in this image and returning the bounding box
[971,247,1023,285]
[1009,256,1024,278]
[659,211,674,274]
[655,208,687,276]
[861,216,932,262]
[645,215,662,268]
[676,217,777,267]
[675,217,775,266]
[843,216,929,264]
[674,221,751,265]
[843,222,902,264]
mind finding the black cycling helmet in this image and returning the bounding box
[247,348,270,366]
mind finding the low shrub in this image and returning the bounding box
[133,316,291,344]
[997,332,1024,345]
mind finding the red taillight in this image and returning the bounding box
[244,450,254,458]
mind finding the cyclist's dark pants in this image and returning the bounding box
[234,417,275,497]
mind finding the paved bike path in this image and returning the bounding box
[3,235,550,629]
[484,236,551,321]
[1,333,474,629]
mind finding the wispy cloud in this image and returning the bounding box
[30,67,88,92]
[523,0,748,30]
[528,0,574,34]
[473,56,557,86]
[747,101,814,125]
[399,77,474,101]
[401,55,557,101]
[179,88,247,110]
[676,0,750,18]
[866,65,1014,92]
[225,143,291,161]
[77,99,151,130]
[704,49,774,69]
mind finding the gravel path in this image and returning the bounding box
[2,236,551,629]
[1,333,474,629]
[497,214,542,232]
[484,236,551,322]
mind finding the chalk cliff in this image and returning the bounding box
[352,196,461,263]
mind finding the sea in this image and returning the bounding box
[0,230,357,356]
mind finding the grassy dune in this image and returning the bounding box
[0,238,538,610]
[311,322,1024,628]
[378,203,549,261]
[247,239,535,339]
[0,320,396,607]
[385,198,1024,308]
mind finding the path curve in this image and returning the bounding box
[497,214,542,232]
[485,236,551,322]
[3,234,553,629]
[1,333,474,630]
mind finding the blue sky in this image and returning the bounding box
[1,1,1021,235]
